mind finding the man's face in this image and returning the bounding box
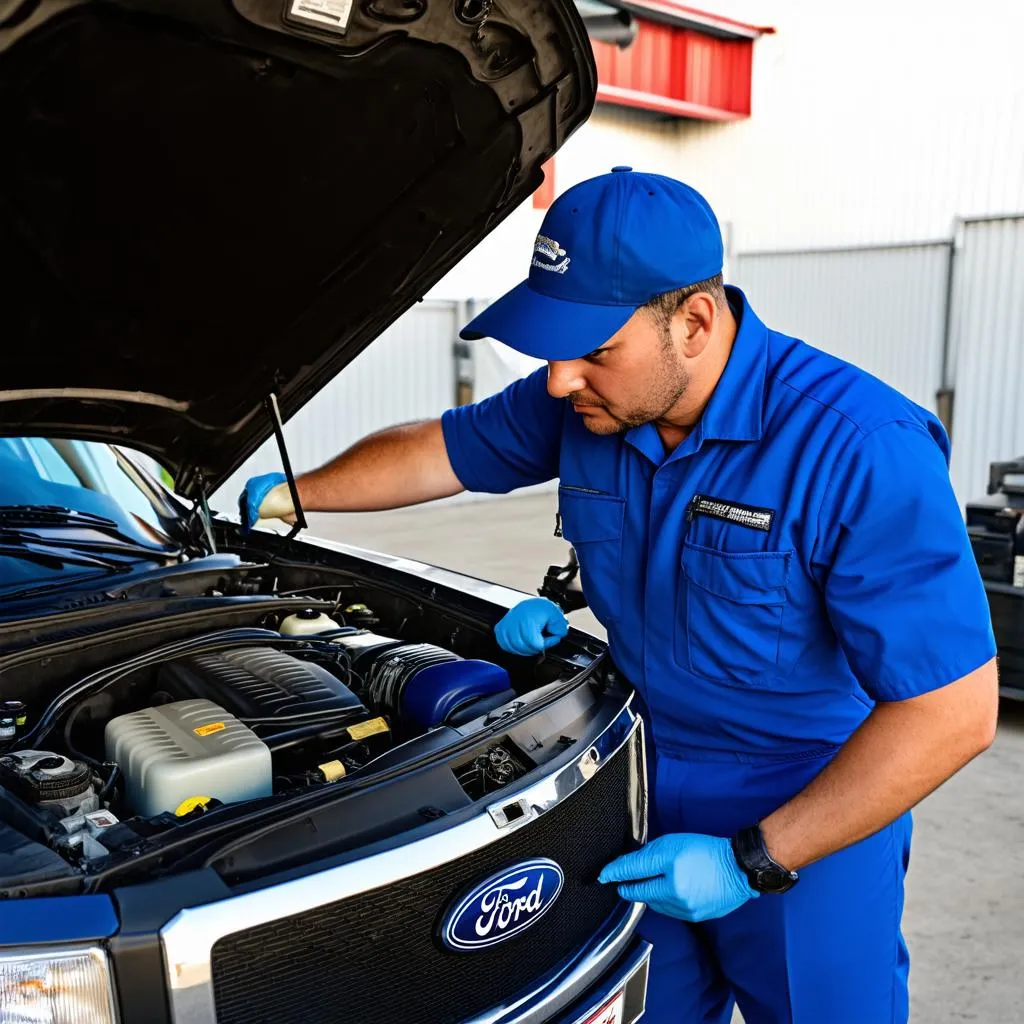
[545,306,691,435]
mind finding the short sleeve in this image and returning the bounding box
[816,419,996,701]
[441,367,564,494]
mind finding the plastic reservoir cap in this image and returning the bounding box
[279,610,342,636]
[401,660,513,730]
[175,795,213,817]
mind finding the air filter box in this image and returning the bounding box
[331,634,515,730]
[104,699,271,817]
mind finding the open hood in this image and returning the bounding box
[0,0,595,497]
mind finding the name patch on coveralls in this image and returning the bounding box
[688,495,775,532]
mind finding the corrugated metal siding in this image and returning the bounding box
[210,303,555,515]
[593,19,675,98]
[211,303,459,512]
[947,216,1024,505]
[733,243,952,413]
[675,30,752,114]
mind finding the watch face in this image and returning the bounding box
[757,866,795,893]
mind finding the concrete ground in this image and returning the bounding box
[308,493,1024,1024]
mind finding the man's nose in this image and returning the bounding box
[547,360,586,399]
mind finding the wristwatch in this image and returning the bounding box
[731,824,799,894]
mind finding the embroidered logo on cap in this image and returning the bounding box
[532,234,571,274]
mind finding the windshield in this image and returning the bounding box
[0,438,171,529]
[0,437,183,594]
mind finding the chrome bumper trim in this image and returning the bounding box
[463,902,647,1024]
[560,937,651,1024]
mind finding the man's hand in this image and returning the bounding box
[494,598,569,656]
[598,834,758,922]
[239,472,292,530]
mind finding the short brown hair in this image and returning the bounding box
[642,273,726,333]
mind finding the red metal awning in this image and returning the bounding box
[534,3,773,208]
[610,1,773,40]
[589,3,773,121]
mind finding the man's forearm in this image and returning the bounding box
[759,657,999,871]
[295,419,464,513]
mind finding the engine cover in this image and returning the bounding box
[158,647,365,721]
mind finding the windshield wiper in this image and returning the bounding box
[0,546,127,572]
[0,505,182,559]
[0,568,130,603]
[0,528,179,562]
[0,506,120,530]
[0,548,128,601]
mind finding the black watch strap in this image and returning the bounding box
[731,824,799,894]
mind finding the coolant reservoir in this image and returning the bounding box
[279,608,342,636]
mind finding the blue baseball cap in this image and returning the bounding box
[460,167,724,360]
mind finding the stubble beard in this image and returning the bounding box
[575,342,691,435]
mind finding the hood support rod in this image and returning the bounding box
[196,476,217,554]
[266,393,307,539]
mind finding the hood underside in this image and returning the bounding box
[0,0,595,497]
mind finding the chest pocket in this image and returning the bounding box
[677,542,792,687]
[557,488,625,626]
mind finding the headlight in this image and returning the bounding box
[0,946,117,1024]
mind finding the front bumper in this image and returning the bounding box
[553,937,650,1024]
[160,705,646,1024]
[1,702,647,1024]
[464,903,649,1024]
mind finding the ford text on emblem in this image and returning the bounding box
[441,859,565,952]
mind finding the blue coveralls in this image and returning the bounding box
[441,287,996,1024]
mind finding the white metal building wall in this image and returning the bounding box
[947,216,1024,505]
[733,221,1024,507]
[671,0,1024,252]
[420,0,1024,278]
[211,302,460,512]
[732,243,952,413]
[210,303,554,515]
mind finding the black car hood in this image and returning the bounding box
[0,0,595,498]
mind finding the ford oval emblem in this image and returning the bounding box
[441,859,564,952]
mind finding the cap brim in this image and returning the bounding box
[459,280,636,360]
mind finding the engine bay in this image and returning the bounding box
[0,556,609,894]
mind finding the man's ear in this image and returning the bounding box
[673,293,716,357]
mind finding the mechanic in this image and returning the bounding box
[239,168,999,1024]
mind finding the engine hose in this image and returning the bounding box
[97,763,121,803]
[264,722,356,754]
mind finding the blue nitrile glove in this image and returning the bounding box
[494,597,569,656]
[598,833,758,923]
[238,472,288,531]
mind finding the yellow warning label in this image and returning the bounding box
[175,796,213,817]
[194,722,226,737]
[347,717,389,741]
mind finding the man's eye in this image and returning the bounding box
[586,349,607,363]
